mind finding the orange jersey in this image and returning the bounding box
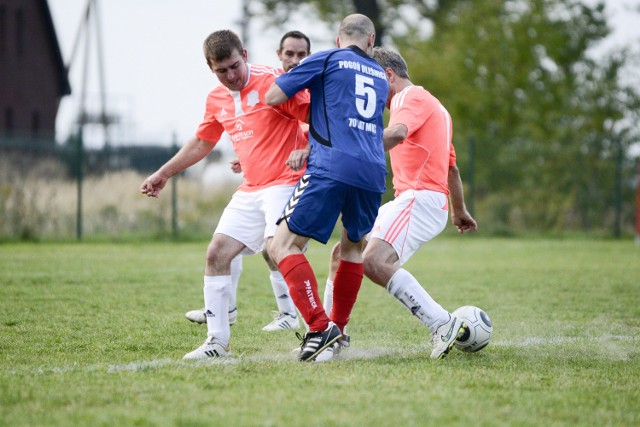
[388,85,456,197]
[196,64,310,191]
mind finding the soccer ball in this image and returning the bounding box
[452,305,493,353]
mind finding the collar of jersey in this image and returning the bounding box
[345,45,370,58]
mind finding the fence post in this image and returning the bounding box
[76,128,84,241]
[614,137,622,238]
[635,158,640,245]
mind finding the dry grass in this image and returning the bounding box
[0,155,235,240]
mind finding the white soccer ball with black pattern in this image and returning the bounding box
[452,305,493,353]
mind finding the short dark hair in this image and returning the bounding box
[203,30,244,67]
[372,47,410,79]
[278,30,311,53]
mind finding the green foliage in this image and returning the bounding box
[1,239,639,425]
[399,0,640,232]
[257,0,640,235]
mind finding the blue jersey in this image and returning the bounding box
[275,46,389,193]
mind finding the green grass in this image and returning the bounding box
[1,238,639,426]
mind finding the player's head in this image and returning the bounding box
[337,14,376,55]
[277,31,311,72]
[372,47,410,108]
[203,30,248,91]
[372,47,409,79]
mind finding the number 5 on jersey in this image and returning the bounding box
[355,74,377,118]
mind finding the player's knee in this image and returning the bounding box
[205,246,222,269]
[267,243,283,266]
[330,242,341,262]
[263,250,278,270]
[363,253,389,287]
[363,253,380,283]
[205,241,233,272]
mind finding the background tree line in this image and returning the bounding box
[259,0,640,236]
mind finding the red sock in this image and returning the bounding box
[330,260,364,333]
[278,254,329,332]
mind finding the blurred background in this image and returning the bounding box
[1,0,639,241]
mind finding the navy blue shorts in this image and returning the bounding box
[278,174,382,244]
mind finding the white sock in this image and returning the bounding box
[270,270,296,315]
[386,268,449,333]
[323,279,334,316]
[203,275,231,346]
[229,255,242,313]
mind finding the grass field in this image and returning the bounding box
[1,237,639,426]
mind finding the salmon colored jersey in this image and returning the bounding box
[196,64,310,191]
[387,85,456,197]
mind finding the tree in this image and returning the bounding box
[257,0,640,234]
[401,0,640,233]
[256,0,470,45]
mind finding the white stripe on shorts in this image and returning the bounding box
[370,189,448,265]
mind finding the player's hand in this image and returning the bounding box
[452,211,478,234]
[230,159,242,174]
[140,172,168,198]
[286,147,310,171]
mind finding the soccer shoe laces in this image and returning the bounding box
[295,331,307,350]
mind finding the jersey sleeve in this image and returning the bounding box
[277,89,310,123]
[195,92,224,143]
[388,91,431,137]
[449,141,457,167]
[274,53,324,98]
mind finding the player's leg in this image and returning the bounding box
[260,247,302,331]
[227,254,241,324]
[184,190,266,359]
[261,184,310,331]
[364,190,466,359]
[328,230,367,335]
[271,223,341,361]
[185,254,241,325]
[327,185,380,335]
[184,233,244,359]
[269,176,343,361]
[322,241,341,317]
[315,235,360,363]
[365,237,451,328]
[316,186,381,363]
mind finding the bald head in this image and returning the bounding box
[337,14,376,55]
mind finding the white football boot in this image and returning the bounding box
[183,336,231,360]
[430,315,467,360]
[262,312,301,331]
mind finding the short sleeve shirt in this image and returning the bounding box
[196,64,310,191]
[388,85,456,197]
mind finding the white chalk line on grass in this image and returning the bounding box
[6,334,638,376]
[106,346,401,373]
[108,334,640,372]
[492,334,639,347]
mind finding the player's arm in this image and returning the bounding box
[383,123,408,151]
[140,136,215,198]
[448,165,478,234]
[266,82,289,106]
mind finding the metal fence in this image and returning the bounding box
[0,134,229,241]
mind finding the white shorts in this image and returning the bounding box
[369,189,449,265]
[214,185,295,255]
